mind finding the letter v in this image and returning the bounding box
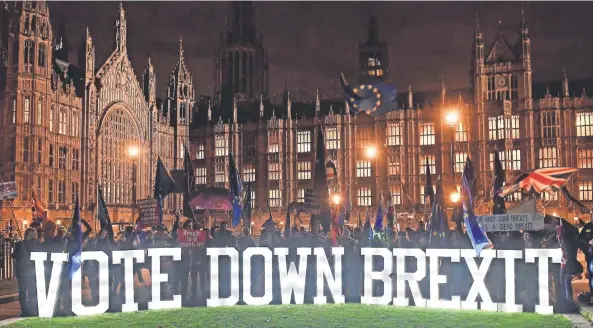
[31,252,69,318]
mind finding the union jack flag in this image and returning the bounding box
[326,159,337,180]
[498,167,577,197]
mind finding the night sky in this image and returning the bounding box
[47,1,593,102]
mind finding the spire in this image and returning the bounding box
[546,85,550,96]
[115,2,127,51]
[315,89,320,113]
[583,85,587,98]
[259,93,264,119]
[497,18,503,35]
[287,90,292,118]
[207,100,212,122]
[407,85,413,109]
[367,16,378,43]
[440,77,446,105]
[563,67,569,98]
[232,96,238,123]
[178,37,184,64]
[520,6,528,38]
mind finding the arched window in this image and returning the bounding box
[23,40,34,72]
[23,95,30,124]
[71,111,79,137]
[49,105,54,132]
[59,108,66,135]
[37,44,45,68]
[37,98,42,126]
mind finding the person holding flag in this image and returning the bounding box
[154,157,177,224]
[461,156,490,256]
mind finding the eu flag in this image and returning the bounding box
[97,187,113,236]
[229,151,243,227]
[492,151,506,215]
[341,73,397,117]
[461,157,489,256]
[424,157,434,206]
[68,194,82,280]
[311,125,331,233]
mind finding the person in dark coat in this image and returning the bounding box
[579,219,593,303]
[12,227,39,317]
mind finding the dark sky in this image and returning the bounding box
[48,1,593,102]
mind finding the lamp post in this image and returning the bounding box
[364,144,378,209]
[128,145,139,224]
[445,110,459,191]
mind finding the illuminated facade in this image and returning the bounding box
[0,2,192,227]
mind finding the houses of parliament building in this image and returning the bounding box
[1,1,593,230]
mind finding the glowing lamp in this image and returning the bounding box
[331,194,341,205]
[445,110,459,127]
[365,145,377,159]
[450,191,461,203]
[128,146,139,158]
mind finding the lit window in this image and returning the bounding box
[250,189,256,208]
[578,149,593,169]
[356,160,372,178]
[215,134,229,157]
[508,192,523,202]
[541,192,558,202]
[538,147,557,169]
[420,155,436,173]
[37,99,42,126]
[196,144,205,159]
[390,185,402,205]
[455,121,467,142]
[454,152,467,173]
[388,155,400,176]
[420,122,435,146]
[577,112,593,137]
[49,105,54,132]
[243,165,255,183]
[297,161,311,180]
[12,98,16,124]
[215,163,227,183]
[195,167,207,185]
[180,143,184,159]
[268,162,280,181]
[268,131,279,153]
[490,150,521,171]
[297,188,305,203]
[357,186,372,207]
[386,122,402,146]
[37,44,45,68]
[23,95,30,124]
[489,115,520,140]
[357,129,372,149]
[420,184,435,205]
[269,189,282,208]
[298,131,311,153]
[325,127,340,150]
[58,147,67,169]
[71,149,79,170]
[71,111,79,137]
[542,111,558,139]
[579,181,593,201]
[59,109,66,135]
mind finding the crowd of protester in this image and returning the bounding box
[9,212,584,317]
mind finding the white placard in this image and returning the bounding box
[0,181,18,200]
[475,213,544,232]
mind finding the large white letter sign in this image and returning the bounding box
[361,247,392,305]
[242,247,273,305]
[72,251,110,316]
[31,252,68,318]
[207,247,240,307]
[525,248,562,315]
[275,247,311,305]
[112,250,146,312]
[496,250,523,313]
[313,247,345,304]
[147,248,182,310]
[393,248,426,307]
[426,249,461,309]
[460,249,497,311]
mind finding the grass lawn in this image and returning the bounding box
[4,304,572,328]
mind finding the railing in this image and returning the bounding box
[0,239,15,280]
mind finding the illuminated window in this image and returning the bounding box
[215,134,229,157]
[180,143,184,159]
[455,121,468,142]
[250,189,256,208]
[297,161,311,180]
[541,192,558,202]
[490,150,521,172]
[269,189,282,208]
[298,131,311,153]
[420,123,435,146]
[58,147,67,169]
[357,129,372,149]
[507,192,523,202]
[325,127,340,150]
[195,167,207,185]
[268,162,280,181]
[196,143,205,159]
[23,40,33,72]
[539,147,557,169]
[577,112,593,137]
[215,163,227,183]
[58,180,66,204]
[12,98,16,124]
[71,111,79,137]
[71,149,79,170]
[386,122,402,146]
[59,109,66,135]
[356,160,372,178]
[454,152,467,173]
[37,99,42,126]
[420,155,436,173]
[268,131,279,153]
[390,185,402,205]
[388,155,400,176]
[542,111,558,139]
[297,188,305,203]
[243,165,255,183]
[49,105,53,132]
[23,95,30,124]
[579,181,593,201]
[489,115,520,140]
[578,149,593,169]
[508,115,520,139]
[357,186,372,207]
[420,184,435,205]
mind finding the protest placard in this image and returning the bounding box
[475,212,545,232]
[0,181,18,200]
[137,198,159,228]
[177,228,207,248]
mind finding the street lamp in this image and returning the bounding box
[364,144,379,212]
[128,145,138,224]
[450,191,461,204]
[331,194,341,205]
[365,145,377,159]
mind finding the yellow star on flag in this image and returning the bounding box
[360,85,366,90]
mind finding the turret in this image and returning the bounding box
[142,57,156,104]
[80,27,94,87]
[115,2,127,52]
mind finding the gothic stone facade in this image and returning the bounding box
[0,2,193,229]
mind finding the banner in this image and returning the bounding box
[177,228,207,248]
[137,198,159,228]
[0,181,17,200]
[475,213,545,232]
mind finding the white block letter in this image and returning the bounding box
[525,248,561,315]
[243,247,273,305]
[207,247,239,306]
[461,249,497,311]
[361,247,392,305]
[497,250,523,313]
[31,252,68,318]
[112,250,146,312]
[147,247,181,310]
[426,249,461,309]
[313,247,345,304]
[276,247,311,305]
[393,248,426,307]
[72,251,110,316]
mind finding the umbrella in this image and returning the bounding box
[189,187,232,210]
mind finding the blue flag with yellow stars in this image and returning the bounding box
[340,73,397,117]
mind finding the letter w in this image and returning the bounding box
[275,248,311,305]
